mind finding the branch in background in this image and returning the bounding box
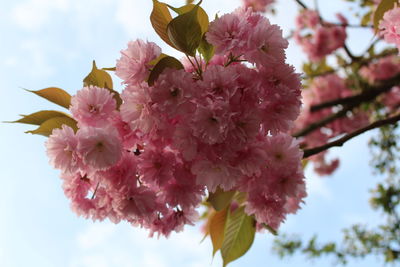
[303,113,400,158]
[310,73,400,112]
[343,44,361,61]
[304,49,397,79]
[294,107,350,137]
[294,0,307,9]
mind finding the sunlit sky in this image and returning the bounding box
[0,0,386,266]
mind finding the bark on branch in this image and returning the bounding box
[303,113,400,158]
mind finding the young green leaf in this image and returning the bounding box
[198,35,215,63]
[25,87,71,109]
[147,56,184,85]
[26,116,78,137]
[150,0,175,48]
[209,208,228,256]
[221,206,256,267]
[208,187,236,211]
[167,3,209,34]
[8,110,71,125]
[373,0,397,32]
[167,5,205,56]
[148,53,169,66]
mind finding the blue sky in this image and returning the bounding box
[0,0,386,266]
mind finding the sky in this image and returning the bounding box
[0,0,388,266]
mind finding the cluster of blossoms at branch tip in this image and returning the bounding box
[294,74,369,175]
[46,7,305,236]
[242,0,274,13]
[294,10,347,62]
[379,6,400,51]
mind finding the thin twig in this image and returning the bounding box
[294,0,307,9]
[294,107,351,137]
[303,113,400,158]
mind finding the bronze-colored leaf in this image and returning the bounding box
[26,116,78,137]
[26,87,71,109]
[150,0,175,48]
[8,110,70,125]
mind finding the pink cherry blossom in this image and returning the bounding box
[379,7,400,50]
[77,126,123,170]
[46,125,81,174]
[295,10,347,61]
[206,10,251,56]
[70,86,116,127]
[242,0,274,13]
[120,82,156,134]
[116,39,161,85]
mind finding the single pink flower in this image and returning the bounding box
[46,125,81,174]
[116,39,161,85]
[70,86,116,127]
[77,126,123,170]
[379,7,400,50]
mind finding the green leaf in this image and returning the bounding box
[148,53,169,66]
[150,0,175,48]
[373,0,397,32]
[26,116,78,137]
[221,206,256,267]
[208,187,236,211]
[83,61,113,89]
[167,3,209,34]
[209,208,228,256]
[7,110,70,125]
[198,35,215,63]
[147,56,184,86]
[262,223,278,236]
[26,87,71,109]
[167,4,208,56]
[83,61,122,108]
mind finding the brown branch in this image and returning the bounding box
[303,113,400,158]
[294,107,351,137]
[294,0,307,9]
[310,73,400,112]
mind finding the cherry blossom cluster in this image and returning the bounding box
[242,0,274,12]
[295,74,369,175]
[46,8,305,235]
[379,6,400,51]
[360,55,400,111]
[294,10,347,62]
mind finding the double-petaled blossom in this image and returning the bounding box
[294,10,347,61]
[379,7,400,50]
[47,8,305,237]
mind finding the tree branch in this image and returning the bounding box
[294,107,351,137]
[294,0,307,9]
[303,113,400,158]
[310,73,400,112]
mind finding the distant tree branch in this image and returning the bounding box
[294,0,307,9]
[310,73,400,112]
[303,113,400,158]
[294,73,400,137]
